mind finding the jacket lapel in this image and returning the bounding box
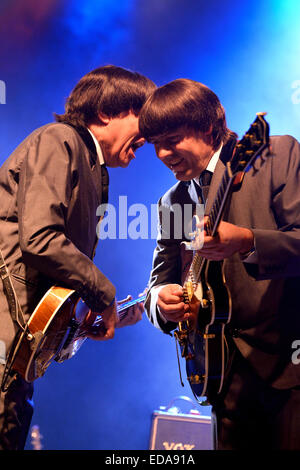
[205,137,237,214]
[205,159,226,214]
[65,123,107,208]
[69,125,98,167]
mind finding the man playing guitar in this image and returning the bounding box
[139,78,300,450]
[0,65,155,450]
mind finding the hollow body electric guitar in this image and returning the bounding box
[9,286,145,382]
[174,113,270,400]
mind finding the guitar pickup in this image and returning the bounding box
[188,374,205,385]
[203,333,216,339]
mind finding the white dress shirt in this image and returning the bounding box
[87,128,105,165]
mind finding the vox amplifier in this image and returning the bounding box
[149,398,212,450]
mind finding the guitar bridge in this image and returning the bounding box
[174,328,187,346]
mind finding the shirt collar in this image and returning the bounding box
[87,128,105,165]
[206,144,222,173]
[193,144,223,186]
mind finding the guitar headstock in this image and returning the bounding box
[231,112,270,175]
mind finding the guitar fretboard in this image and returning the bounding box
[116,294,146,321]
[205,166,233,237]
[187,166,234,288]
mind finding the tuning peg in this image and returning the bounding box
[252,140,263,146]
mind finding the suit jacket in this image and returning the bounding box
[145,135,300,389]
[0,122,116,354]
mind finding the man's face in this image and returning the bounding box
[100,112,145,168]
[154,128,215,181]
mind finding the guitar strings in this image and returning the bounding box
[26,295,147,350]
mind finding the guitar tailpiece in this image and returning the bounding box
[174,335,185,388]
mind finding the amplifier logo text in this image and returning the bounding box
[163,441,195,450]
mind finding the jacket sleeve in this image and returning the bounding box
[17,125,116,312]
[245,135,300,280]
[145,198,181,333]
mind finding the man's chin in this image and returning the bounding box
[120,160,131,168]
[173,171,191,181]
[106,156,129,168]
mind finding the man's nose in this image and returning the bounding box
[155,144,171,160]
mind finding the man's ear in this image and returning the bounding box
[98,112,111,125]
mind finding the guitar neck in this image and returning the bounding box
[116,294,146,323]
[205,163,234,236]
[91,294,146,328]
[187,164,234,286]
[187,112,270,288]
[117,294,146,313]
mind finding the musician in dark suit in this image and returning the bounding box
[0,65,155,450]
[139,78,300,449]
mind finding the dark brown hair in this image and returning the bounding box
[55,65,156,127]
[139,78,235,149]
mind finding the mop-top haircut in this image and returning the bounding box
[55,65,156,128]
[139,78,235,150]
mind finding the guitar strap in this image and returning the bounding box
[0,248,26,331]
[0,247,28,392]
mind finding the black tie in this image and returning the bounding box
[199,170,212,203]
[101,164,109,207]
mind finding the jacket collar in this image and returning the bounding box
[67,124,99,167]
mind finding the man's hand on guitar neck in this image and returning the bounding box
[198,217,255,261]
[83,292,145,339]
[86,300,118,341]
[116,295,144,328]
